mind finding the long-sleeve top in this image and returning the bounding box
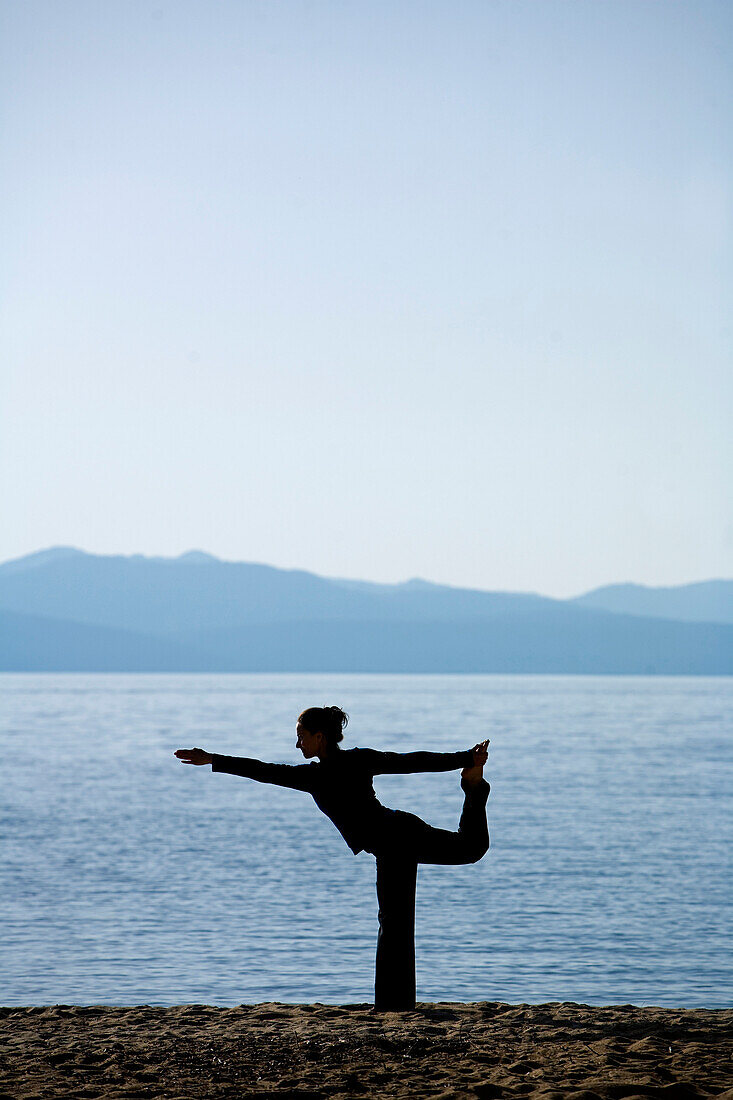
[211,745,473,855]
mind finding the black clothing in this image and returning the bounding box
[211,745,474,855]
[211,744,490,1011]
[373,777,490,1010]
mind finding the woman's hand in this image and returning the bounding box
[470,740,489,767]
[175,747,213,766]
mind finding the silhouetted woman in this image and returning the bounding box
[175,706,490,1011]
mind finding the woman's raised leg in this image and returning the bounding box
[413,775,490,866]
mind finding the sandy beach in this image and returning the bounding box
[1,1001,731,1099]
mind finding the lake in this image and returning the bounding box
[2,673,731,1008]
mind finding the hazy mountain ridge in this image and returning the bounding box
[0,548,556,636]
[1,548,731,672]
[572,580,733,624]
[0,608,209,672]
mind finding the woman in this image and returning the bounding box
[175,705,490,1011]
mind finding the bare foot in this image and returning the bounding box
[461,740,489,787]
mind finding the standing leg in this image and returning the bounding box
[374,852,418,1011]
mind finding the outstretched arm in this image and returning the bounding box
[361,745,478,776]
[174,748,315,792]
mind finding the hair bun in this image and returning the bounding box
[298,705,349,745]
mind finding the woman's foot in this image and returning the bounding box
[461,740,489,789]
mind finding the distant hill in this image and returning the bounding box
[0,608,207,672]
[0,547,556,635]
[0,548,731,673]
[172,611,733,674]
[574,580,733,624]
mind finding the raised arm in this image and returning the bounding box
[175,748,315,792]
[359,746,475,776]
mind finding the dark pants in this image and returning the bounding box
[372,779,490,1011]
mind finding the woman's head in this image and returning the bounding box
[296,705,349,758]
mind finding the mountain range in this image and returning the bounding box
[1,547,731,673]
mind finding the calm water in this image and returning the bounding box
[2,674,731,1008]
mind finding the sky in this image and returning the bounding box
[1,0,731,597]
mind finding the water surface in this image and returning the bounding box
[2,674,731,1007]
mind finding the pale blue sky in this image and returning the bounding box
[2,0,731,596]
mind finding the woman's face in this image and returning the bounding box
[296,721,324,758]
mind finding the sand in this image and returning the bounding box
[0,1001,731,1099]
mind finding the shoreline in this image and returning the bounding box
[2,1001,731,1099]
